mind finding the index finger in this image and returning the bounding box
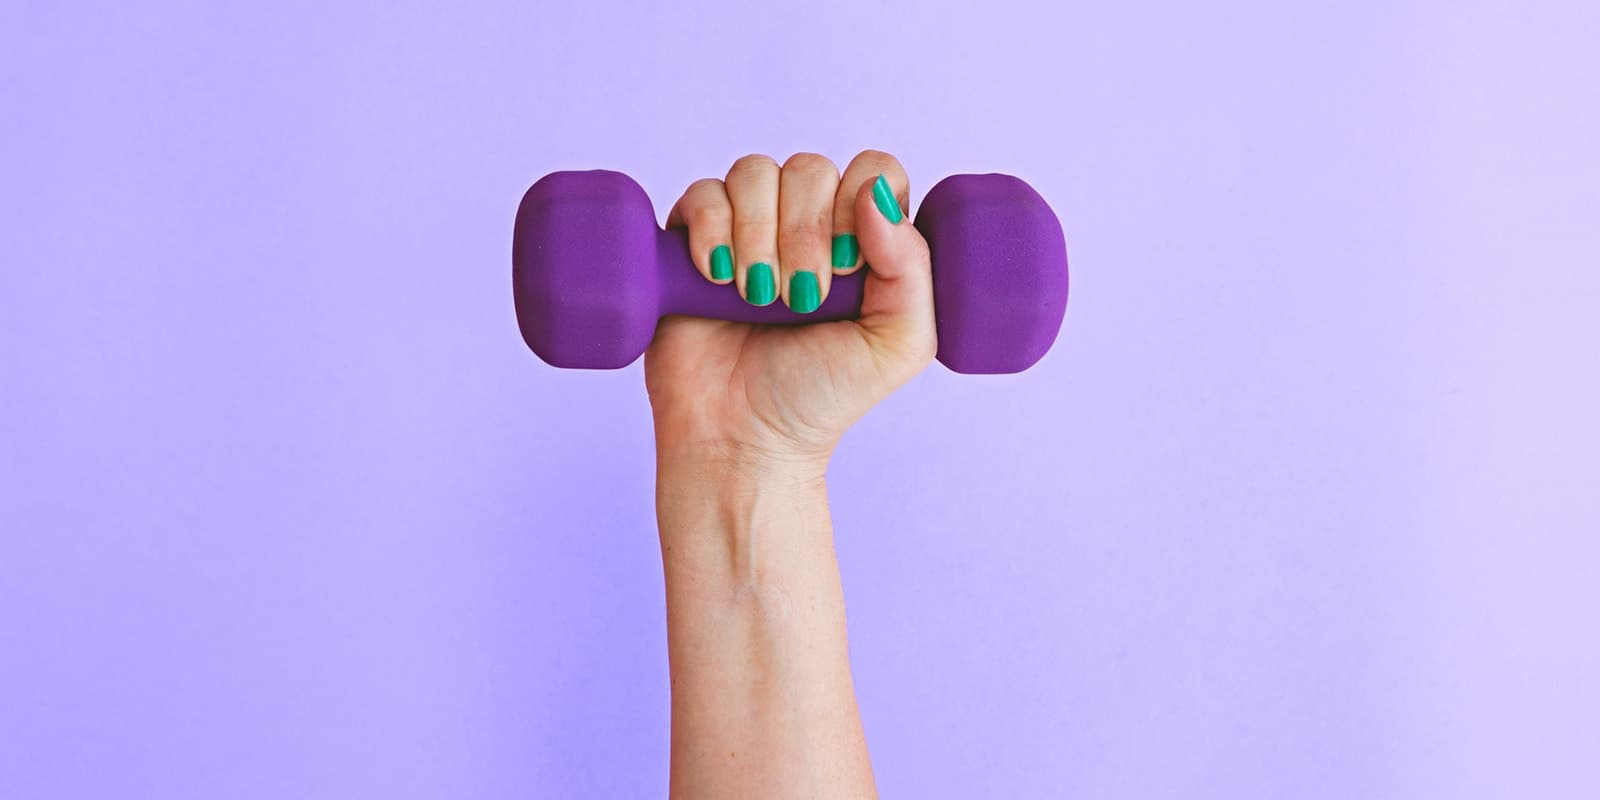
[832,150,910,275]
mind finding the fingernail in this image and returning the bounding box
[831,234,859,270]
[789,271,821,313]
[872,174,904,224]
[710,245,733,281]
[745,262,776,305]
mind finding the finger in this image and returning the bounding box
[668,178,734,284]
[833,149,910,275]
[725,154,781,306]
[777,153,839,314]
[853,172,936,374]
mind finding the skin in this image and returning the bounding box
[649,150,934,799]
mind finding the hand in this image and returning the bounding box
[646,150,936,470]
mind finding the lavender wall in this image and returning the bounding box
[3,1,1596,797]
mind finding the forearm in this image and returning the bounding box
[655,444,876,800]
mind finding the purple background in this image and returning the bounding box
[3,1,1597,798]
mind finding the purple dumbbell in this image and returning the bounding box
[512,170,1068,374]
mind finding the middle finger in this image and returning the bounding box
[777,152,839,314]
[726,154,782,306]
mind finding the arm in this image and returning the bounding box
[646,150,934,799]
[655,448,870,798]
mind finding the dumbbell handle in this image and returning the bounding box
[656,228,868,323]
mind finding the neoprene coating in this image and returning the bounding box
[512,170,1069,374]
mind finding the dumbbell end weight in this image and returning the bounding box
[917,172,1069,373]
[513,170,1068,373]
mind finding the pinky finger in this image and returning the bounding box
[668,178,736,284]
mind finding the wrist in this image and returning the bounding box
[655,436,831,486]
[654,437,832,571]
[652,401,836,484]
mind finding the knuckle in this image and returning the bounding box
[733,215,775,233]
[852,148,905,180]
[890,334,937,372]
[781,212,830,242]
[910,235,932,261]
[728,153,780,179]
[685,177,725,198]
[686,202,728,229]
[782,152,839,182]
[907,328,938,365]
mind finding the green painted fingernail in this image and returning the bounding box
[789,271,821,313]
[710,245,733,281]
[746,262,776,305]
[831,234,859,269]
[872,174,904,224]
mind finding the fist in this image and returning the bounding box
[666,150,914,312]
[648,150,937,463]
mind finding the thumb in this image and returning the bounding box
[854,173,937,369]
